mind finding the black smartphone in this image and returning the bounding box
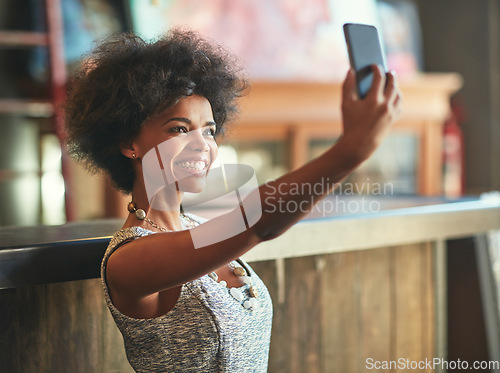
[343,23,387,99]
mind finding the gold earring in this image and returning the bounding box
[132,153,136,158]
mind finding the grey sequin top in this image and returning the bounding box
[101,219,273,373]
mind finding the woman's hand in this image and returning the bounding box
[338,65,402,164]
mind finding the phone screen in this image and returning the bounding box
[343,23,387,99]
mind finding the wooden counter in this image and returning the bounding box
[0,197,499,373]
[244,197,500,260]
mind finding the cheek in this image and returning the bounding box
[152,137,183,167]
[210,143,218,164]
[137,137,167,159]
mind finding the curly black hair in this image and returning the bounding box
[64,28,249,194]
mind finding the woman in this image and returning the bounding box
[65,29,401,372]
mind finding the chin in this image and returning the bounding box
[176,177,207,194]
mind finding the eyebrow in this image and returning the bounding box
[164,117,216,127]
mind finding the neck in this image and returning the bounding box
[125,180,184,231]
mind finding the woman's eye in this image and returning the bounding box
[204,127,216,137]
[170,126,188,134]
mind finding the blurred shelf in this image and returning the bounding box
[0,99,54,117]
[0,31,48,46]
[227,73,463,196]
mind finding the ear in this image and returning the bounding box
[120,141,138,159]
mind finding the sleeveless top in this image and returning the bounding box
[101,217,273,373]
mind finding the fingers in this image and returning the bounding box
[367,64,385,99]
[342,69,356,103]
[384,70,399,102]
[343,66,402,115]
[385,71,403,117]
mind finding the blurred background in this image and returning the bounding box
[0,0,498,226]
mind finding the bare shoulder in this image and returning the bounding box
[106,236,185,318]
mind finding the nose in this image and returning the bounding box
[186,128,210,152]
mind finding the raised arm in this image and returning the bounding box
[253,66,401,239]
[107,66,402,301]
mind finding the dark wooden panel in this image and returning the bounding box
[422,242,436,366]
[252,242,436,373]
[447,237,490,370]
[320,251,363,372]
[285,256,322,373]
[0,279,132,373]
[393,244,430,364]
[359,247,391,364]
[0,285,49,372]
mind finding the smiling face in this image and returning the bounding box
[130,95,218,197]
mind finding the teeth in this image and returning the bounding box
[177,161,206,171]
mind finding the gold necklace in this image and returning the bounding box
[127,201,197,232]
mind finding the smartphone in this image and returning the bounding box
[343,23,387,99]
